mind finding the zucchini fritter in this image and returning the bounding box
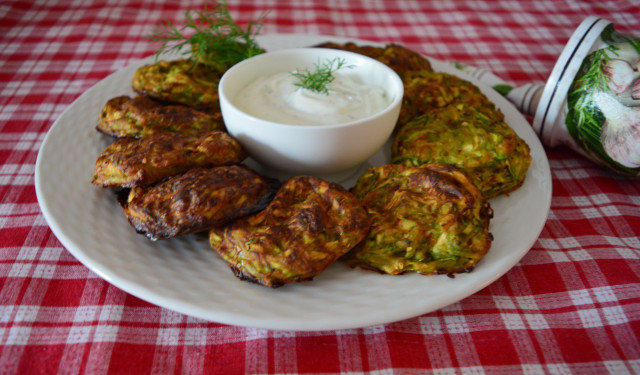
[209,176,370,288]
[398,70,504,130]
[132,59,221,111]
[315,41,385,59]
[343,163,492,275]
[92,131,246,188]
[391,105,531,198]
[314,42,432,79]
[96,95,224,138]
[123,165,279,240]
[377,44,433,78]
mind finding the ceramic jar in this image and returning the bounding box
[459,16,640,177]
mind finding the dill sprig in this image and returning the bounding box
[291,58,354,95]
[148,1,268,72]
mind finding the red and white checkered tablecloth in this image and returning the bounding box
[2,0,639,373]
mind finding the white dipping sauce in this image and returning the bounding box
[233,70,392,125]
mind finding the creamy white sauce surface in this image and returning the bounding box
[233,71,392,125]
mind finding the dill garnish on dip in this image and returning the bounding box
[233,57,393,126]
[291,57,353,95]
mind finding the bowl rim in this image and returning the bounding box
[218,47,404,130]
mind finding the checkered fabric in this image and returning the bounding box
[1,0,639,374]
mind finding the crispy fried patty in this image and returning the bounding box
[123,165,279,240]
[314,42,432,79]
[398,71,504,130]
[209,175,370,287]
[391,105,531,198]
[96,95,224,138]
[92,131,246,188]
[343,163,493,275]
[132,59,221,111]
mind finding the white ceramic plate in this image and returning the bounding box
[35,34,551,331]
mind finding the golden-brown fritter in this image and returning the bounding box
[376,44,433,78]
[209,175,370,287]
[92,131,246,188]
[96,95,224,138]
[314,42,432,79]
[123,165,279,240]
[314,41,385,59]
[343,163,493,276]
[132,59,221,111]
[391,105,531,199]
[398,70,504,130]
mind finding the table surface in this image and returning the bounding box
[2,0,639,374]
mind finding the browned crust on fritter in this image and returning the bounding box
[391,105,530,198]
[209,176,370,287]
[314,42,432,78]
[397,71,504,130]
[96,95,224,138]
[344,163,493,276]
[314,41,386,59]
[123,165,279,240]
[92,131,246,188]
[377,44,433,77]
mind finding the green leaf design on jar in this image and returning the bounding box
[566,24,640,175]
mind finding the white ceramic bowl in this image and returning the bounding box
[218,48,403,177]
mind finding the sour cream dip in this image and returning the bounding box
[232,70,392,126]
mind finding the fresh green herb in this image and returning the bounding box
[148,0,268,72]
[291,57,354,95]
[492,84,514,96]
[451,61,467,70]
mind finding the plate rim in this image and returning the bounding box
[35,33,552,331]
